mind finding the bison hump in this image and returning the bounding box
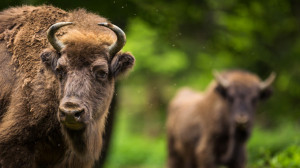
[0,5,68,80]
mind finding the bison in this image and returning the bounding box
[167,70,275,168]
[0,5,135,168]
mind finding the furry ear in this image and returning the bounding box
[110,52,135,78]
[215,84,228,98]
[40,48,59,71]
[259,87,273,100]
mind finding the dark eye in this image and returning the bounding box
[55,66,63,73]
[227,96,234,103]
[95,70,107,80]
[251,97,258,105]
[55,65,66,80]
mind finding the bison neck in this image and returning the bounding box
[64,128,87,154]
[62,119,105,162]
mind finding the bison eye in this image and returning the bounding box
[251,97,258,105]
[55,66,62,73]
[95,70,107,80]
[55,66,64,74]
[226,95,234,103]
[55,65,66,80]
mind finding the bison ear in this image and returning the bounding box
[259,87,273,100]
[110,52,135,78]
[40,48,59,71]
[215,84,228,98]
[259,72,275,100]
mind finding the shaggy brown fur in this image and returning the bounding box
[167,70,274,168]
[0,5,135,168]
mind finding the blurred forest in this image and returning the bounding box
[1,0,300,167]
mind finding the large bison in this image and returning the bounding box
[167,70,275,168]
[0,5,135,168]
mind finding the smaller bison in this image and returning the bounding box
[167,70,275,168]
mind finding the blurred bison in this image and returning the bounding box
[0,5,135,168]
[167,70,275,168]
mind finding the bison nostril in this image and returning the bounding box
[60,111,66,117]
[74,109,84,118]
[59,108,67,116]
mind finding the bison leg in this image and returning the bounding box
[195,138,216,168]
[195,149,216,168]
[0,145,35,168]
[227,143,246,168]
[182,154,197,168]
[167,136,184,168]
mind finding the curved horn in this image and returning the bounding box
[98,22,126,56]
[47,22,73,52]
[213,70,230,88]
[260,72,276,90]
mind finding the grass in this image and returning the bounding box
[248,122,300,168]
[104,110,300,168]
[104,110,167,168]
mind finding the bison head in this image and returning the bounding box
[40,22,135,131]
[214,70,275,131]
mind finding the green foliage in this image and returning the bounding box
[248,123,300,167]
[270,145,300,168]
[105,110,166,168]
[1,0,300,167]
[124,18,189,76]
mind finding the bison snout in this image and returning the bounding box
[58,102,86,130]
[59,107,84,120]
[235,114,249,125]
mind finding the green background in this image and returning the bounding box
[1,0,300,167]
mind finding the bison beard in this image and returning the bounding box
[0,5,134,168]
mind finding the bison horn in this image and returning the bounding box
[213,70,230,88]
[98,23,126,56]
[259,72,276,90]
[47,22,73,52]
